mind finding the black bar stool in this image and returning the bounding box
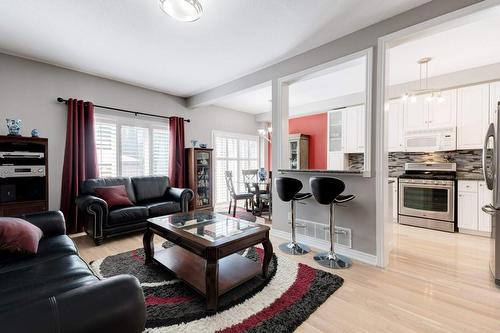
[309,177,355,269]
[275,177,312,255]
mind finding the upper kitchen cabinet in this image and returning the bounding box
[344,105,365,154]
[428,89,457,129]
[404,94,429,132]
[457,83,489,149]
[490,81,500,125]
[387,99,405,152]
[404,89,457,133]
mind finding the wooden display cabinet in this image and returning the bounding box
[185,148,213,211]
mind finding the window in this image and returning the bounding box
[95,113,169,178]
[213,131,259,204]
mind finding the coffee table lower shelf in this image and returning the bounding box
[153,246,262,297]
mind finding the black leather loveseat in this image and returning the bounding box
[0,211,146,333]
[77,176,193,245]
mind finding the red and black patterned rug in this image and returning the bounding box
[90,244,343,333]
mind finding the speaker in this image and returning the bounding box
[0,184,16,203]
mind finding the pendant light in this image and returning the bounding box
[159,0,203,22]
[401,57,444,103]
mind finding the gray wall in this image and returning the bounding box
[188,0,483,256]
[0,53,259,210]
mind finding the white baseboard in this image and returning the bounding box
[270,228,378,266]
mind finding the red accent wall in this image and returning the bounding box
[289,113,327,169]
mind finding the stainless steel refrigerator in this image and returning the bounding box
[482,102,500,286]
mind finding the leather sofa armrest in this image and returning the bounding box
[0,275,146,333]
[76,195,108,213]
[165,187,194,212]
[21,210,66,237]
[76,195,109,243]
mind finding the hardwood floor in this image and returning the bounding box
[73,223,500,333]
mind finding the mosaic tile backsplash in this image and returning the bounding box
[388,150,483,180]
[348,153,364,171]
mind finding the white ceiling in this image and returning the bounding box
[0,0,429,97]
[214,57,366,115]
[389,6,500,85]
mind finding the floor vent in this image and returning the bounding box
[294,219,352,249]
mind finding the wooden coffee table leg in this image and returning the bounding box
[262,237,273,278]
[206,256,219,312]
[143,228,154,264]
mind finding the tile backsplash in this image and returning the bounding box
[388,150,483,179]
[348,153,364,171]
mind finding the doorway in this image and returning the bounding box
[377,1,500,267]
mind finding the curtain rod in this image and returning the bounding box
[56,97,190,122]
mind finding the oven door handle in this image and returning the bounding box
[399,183,454,190]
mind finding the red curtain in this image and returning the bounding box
[60,99,98,234]
[168,117,186,188]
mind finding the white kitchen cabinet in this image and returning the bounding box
[388,177,398,223]
[428,89,457,129]
[327,105,365,169]
[356,105,366,153]
[404,94,429,132]
[490,81,500,125]
[404,90,457,133]
[458,191,478,231]
[478,181,493,233]
[387,99,405,152]
[344,107,358,153]
[327,110,347,170]
[457,180,491,235]
[344,105,365,154]
[457,84,490,149]
[328,151,348,170]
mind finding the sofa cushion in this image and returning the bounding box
[145,201,181,217]
[108,206,148,226]
[95,185,134,209]
[131,176,170,203]
[0,235,78,273]
[0,217,43,254]
[81,177,136,203]
[0,253,98,310]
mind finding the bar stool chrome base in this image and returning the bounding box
[279,241,310,255]
[314,251,352,269]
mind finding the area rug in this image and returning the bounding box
[90,245,343,333]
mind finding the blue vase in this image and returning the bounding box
[31,129,40,137]
[6,119,21,136]
[258,168,267,182]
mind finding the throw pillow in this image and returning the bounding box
[0,217,44,254]
[95,185,134,209]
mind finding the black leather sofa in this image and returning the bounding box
[0,211,146,333]
[76,176,193,245]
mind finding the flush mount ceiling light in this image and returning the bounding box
[401,57,444,104]
[159,0,203,22]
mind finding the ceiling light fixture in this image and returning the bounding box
[159,0,203,22]
[401,57,444,104]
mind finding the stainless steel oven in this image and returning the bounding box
[398,163,456,232]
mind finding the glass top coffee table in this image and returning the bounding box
[143,211,273,312]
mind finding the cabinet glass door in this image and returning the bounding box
[329,111,343,152]
[195,150,211,207]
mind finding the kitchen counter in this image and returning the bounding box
[277,169,364,176]
[456,173,484,181]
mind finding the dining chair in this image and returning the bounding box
[224,171,254,217]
